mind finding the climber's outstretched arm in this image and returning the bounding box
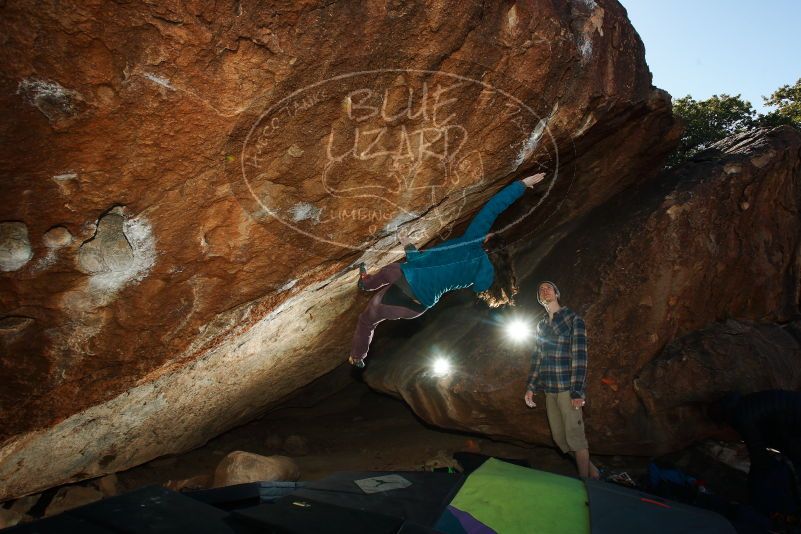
[462,172,545,240]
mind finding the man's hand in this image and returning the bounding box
[397,227,412,247]
[571,398,586,410]
[522,172,546,188]
[524,390,537,408]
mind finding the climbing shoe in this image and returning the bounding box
[357,262,368,290]
[349,355,366,369]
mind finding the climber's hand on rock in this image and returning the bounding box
[522,172,546,188]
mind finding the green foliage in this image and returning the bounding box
[760,78,801,128]
[667,80,801,168]
[667,94,757,168]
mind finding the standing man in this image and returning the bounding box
[524,281,600,479]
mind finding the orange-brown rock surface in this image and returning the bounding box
[365,126,801,454]
[1,0,681,499]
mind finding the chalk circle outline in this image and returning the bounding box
[240,68,565,253]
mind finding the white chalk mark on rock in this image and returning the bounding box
[90,216,156,292]
[33,224,70,274]
[17,78,84,123]
[571,0,605,64]
[0,222,33,272]
[512,103,559,171]
[75,207,157,292]
[129,70,247,118]
[514,122,546,169]
[278,279,298,292]
[383,211,420,234]
[53,172,78,182]
[290,203,322,224]
[143,73,174,91]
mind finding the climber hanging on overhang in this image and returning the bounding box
[348,172,546,368]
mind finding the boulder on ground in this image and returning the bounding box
[7,493,40,516]
[0,508,27,529]
[44,485,103,517]
[88,474,119,497]
[213,451,300,487]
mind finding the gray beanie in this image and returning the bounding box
[537,281,561,305]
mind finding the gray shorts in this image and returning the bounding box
[545,391,589,454]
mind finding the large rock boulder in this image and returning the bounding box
[0,0,678,498]
[634,318,801,441]
[365,126,801,454]
[44,485,104,517]
[213,451,300,487]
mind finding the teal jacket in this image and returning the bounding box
[400,180,526,308]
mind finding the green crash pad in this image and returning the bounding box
[449,458,590,534]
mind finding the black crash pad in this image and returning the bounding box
[290,470,464,526]
[4,486,238,534]
[232,496,404,534]
[585,478,736,534]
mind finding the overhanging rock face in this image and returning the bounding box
[365,126,801,455]
[1,0,678,499]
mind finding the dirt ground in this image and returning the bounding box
[116,378,582,491]
[115,375,749,504]
[2,370,752,526]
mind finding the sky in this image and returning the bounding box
[620,0,801,114]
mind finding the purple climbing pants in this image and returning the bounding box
[350,262,427,361]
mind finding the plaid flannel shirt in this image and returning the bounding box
[526,307,588,399]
